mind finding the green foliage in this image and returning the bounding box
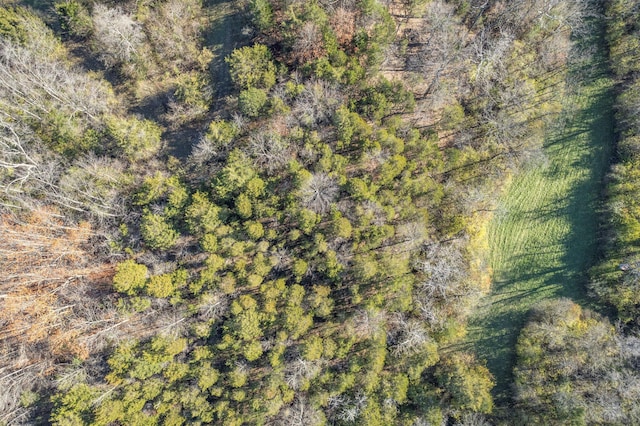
[197,364,220,390]
[436,353,494,413]
[135,173,188,218]
[346,177,378,202]
[302,336,323,361]
[107,116,162,161]
[327,211,352,239]
[357,79,415,122]
[174,71,212,114]
[141,212,179,250]
[30,1,588,424]
[244,220,264,240]
[50,383,97,426]
[228,366,248,388]
[514,299,640,424]
[55,1,92,38]
[205,119,239,148]
[0,7,29,43]
[238,87,268,117]
[113,259,148,295]
[185,191,221,236]
[308,285,333,317]
[146,273,176,298]
[213,149,257,201]
[39,111,99,157]
[292,259,308,281]
[249,0,274,32]
[226,44,277,90]
[235,193,253,219]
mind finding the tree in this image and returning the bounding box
[185,191,221,236]
[59,154,129,221]
[0,206,116,421]
[238,87,268,117]
[92,5,144,68]
[514,299,640,424]
[248,131,290,173]
[106,116,162,162]
[50,383,97,426]
[436,352,494,414]
[146,273,176,298]
[226,44,276,90]
[55,1,92,38]
[299,172,338,214]
[293,80,343,128]
[142,0,208,72]
[113,259,148,295]
[249,0,274,33]
[0,30,111,123]
[405,1,467,98]
[292,21,325,64]
[141,212,179,250]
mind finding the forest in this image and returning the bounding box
[0,0,638,424]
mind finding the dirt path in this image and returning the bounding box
[462,25,615,407]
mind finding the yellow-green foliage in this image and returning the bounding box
[107,116,162,161]
[590,0,640,322]
[113,259,148,295]
[514,299,640,424]
[226,44,276,90]
[37,1,591,425]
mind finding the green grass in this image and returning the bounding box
[464,42,615,406]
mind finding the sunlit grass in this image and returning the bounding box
[465,53,615,405]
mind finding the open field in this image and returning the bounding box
[464,37,615,405]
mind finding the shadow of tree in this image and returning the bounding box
[466,13,616,408]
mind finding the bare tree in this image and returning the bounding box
[327,392,368,423]
[406,1,468,98]
[299,172,338,214]
[248,132,290,174]
[272,395,324,426]
[414,241,467,300]
[92,5,145,68]
[143,0,206,71]
[330,7,357,46]
[292,21,324,63]
[388,314,433,356]
[59,154,128,222]
[293,80,343,128]
[349,308,387,339]
[285,358,321,390]
[0,39,111,121]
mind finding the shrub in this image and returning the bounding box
[107,116,162,161]
[146,273,176,298]
[226,44,276,90]
[239,87,268,117]
[113,259,148,295]
[141,212,179,250]
[55,1,92,38]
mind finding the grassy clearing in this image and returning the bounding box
[463,40,615,405]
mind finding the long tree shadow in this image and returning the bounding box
[557,81,614,307]
[202,0,252,113]
[471,14,616,407]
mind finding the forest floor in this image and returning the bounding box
[462,32,615,407]
[204,0,251,112]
